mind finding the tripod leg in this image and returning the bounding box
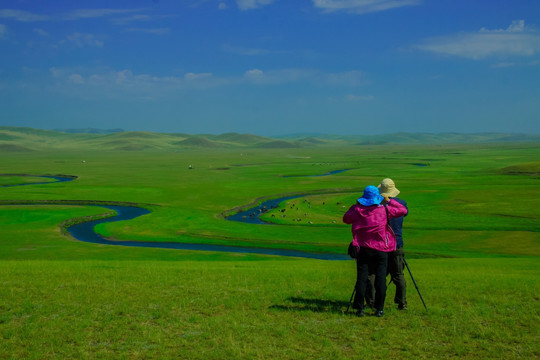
[346,286,356,313]
[404,258,428,310]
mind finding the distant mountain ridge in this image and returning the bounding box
[54,128,125,134]
[279,132,540,144]
[1,126,539,152]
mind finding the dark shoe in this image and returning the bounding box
[356,309,365,317]
[375,310,384,317]
[398,304,407,310]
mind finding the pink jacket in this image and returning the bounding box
[343,199,408,252]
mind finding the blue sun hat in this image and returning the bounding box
[358,185,384,206]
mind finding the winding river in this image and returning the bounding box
[68,205,346,260]
[282,169,352,178]
[3,174,348,260]
[1,174,77,187]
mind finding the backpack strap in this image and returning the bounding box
[384,203,396,248]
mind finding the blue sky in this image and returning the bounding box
[1,0,539,135]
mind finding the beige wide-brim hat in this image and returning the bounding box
[378,178,400,197]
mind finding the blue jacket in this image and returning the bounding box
[388,197,407,248]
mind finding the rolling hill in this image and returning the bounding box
[1,126,539,152]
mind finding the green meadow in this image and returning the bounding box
[0,127,539,359]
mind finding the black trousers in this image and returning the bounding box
[353,247,388,312]
[365,247,407,308]
[388,247,407,307]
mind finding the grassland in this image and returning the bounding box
[0,127,539,359]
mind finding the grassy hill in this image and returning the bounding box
[2,126,539,152]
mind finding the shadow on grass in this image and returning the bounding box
[269,297,353,315]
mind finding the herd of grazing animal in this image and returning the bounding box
[243,198,346,225]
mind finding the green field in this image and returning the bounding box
[1,128,539,359]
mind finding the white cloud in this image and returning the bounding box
[244,68,317,84]
[491,62,517,69]
[243,68,365,86]
[245,68,265,80]
[62,32,104,48]
[184,72,213,80]
[110,14,152,25]
[110,14,176,26]
[415,20,540,59]
[47,66,366,100]
[236,0,276,11]
[33,28,49,37]
[125,27,170,35]
[48,67,222,99]
[68,74,85,84]
[491,60,540,69]
[114,70,133,84]
[489,19,524,33]
[49,67,63,78]
[312,0,421,14]
[0,8,142,22]
[0,9,49,22]
[218,3,229,10]
[60,8,142,21]
[223,44,273,56]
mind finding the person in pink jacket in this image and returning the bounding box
[343,185,408,317]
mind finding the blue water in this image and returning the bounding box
[1,175,76,187]
[282,169,352,178]
[67,205,348,260]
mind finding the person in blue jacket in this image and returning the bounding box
[379,178,409,310]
